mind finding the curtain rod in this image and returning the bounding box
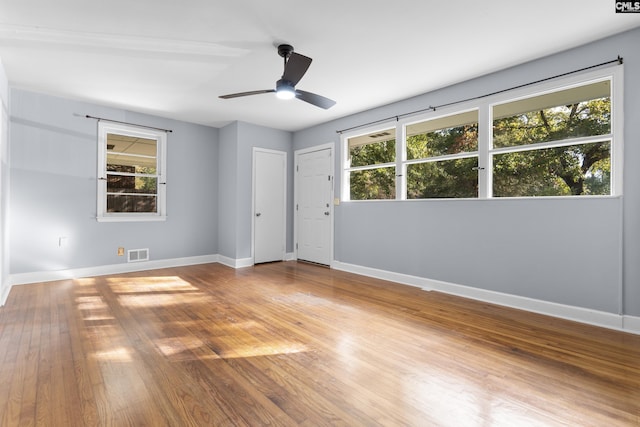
[83,114,173,133]
[336,55,623,135]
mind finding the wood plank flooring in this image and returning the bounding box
[0,261,638,426]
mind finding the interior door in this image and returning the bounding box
[254,148,286,264]
[296,147,333,265]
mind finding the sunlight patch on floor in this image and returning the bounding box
[75,278,97,286]
[75,295,109,311]
[92,346,133,362]
[106,276,216,308]
[213,342,309,359]
[153,336,308,361]
[82,314,115,321]
[107,276,199,293]
[154,335,217,360]
[117,292,214,308]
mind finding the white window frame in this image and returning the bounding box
[399,106,480,200]
[487,66,623,198]
[341,123,398,202]
[341,64,623,201]
[97,121,167,222]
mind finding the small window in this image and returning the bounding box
[492,80,612,197]
[97,122,167,221]
[405,110,479,199]
[345,128,396,200]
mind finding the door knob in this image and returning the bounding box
[324,211,330,216]
[256,212,261,217]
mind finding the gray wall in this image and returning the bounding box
[7,94,294,277]
[217,121,293,260]
[294,27,640,316]
[0,60,8,303]
[217,122,239,259]
[9,89,219,274]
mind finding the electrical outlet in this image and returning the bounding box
[118,247,125,256]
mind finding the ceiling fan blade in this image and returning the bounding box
[219,89,275,99]
[295,90,336,109]
[282,52,312,86]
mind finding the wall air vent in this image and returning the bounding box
[128,248,149,263]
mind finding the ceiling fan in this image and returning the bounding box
[219,44,336,109]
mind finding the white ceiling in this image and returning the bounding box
[0,1,638,132]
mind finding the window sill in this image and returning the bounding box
[342,194,622,203]
[97,215,167,223]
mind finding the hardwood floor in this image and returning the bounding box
[0,261,638,426]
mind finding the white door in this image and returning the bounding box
[253,148,286,264]
[296,146,333,265]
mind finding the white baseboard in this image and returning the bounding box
[217,255,253,269]
[9,254,220,286]
[8,253,259,287]
[218,253,295,267]
[332,261,640,336]
[624,315,640,332]
[0,283,10,306]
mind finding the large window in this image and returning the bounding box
[342,66,622,201]
[97,122,167,221]
[492,80,612,197]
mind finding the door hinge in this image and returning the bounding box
[328,175,331,181]
[296,165,299,172]
[296,243,298,249]
[296,204,298,211]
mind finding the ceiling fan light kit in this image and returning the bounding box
[220,44,336,109]
[275,79,296,99]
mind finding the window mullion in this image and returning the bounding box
[404,151,478,165]
[106,192,157,197]
[396,122,406,200]
[107,172,158,178]
[478,103,491,198]
[346,162,396,172]
[490,134,613,155]
[108,151,157,159]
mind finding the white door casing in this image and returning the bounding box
[295,145,334,265]
[253,148,286,264]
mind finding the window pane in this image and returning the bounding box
[493,81,611,148]
[349,167,396,200]
[107,194,157,213]
[406,111,478,160]
[348,129,395,167]
[107,133,157,173]
[407,158,478,199]
[493,141,610,197]
[107,174,157,195]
